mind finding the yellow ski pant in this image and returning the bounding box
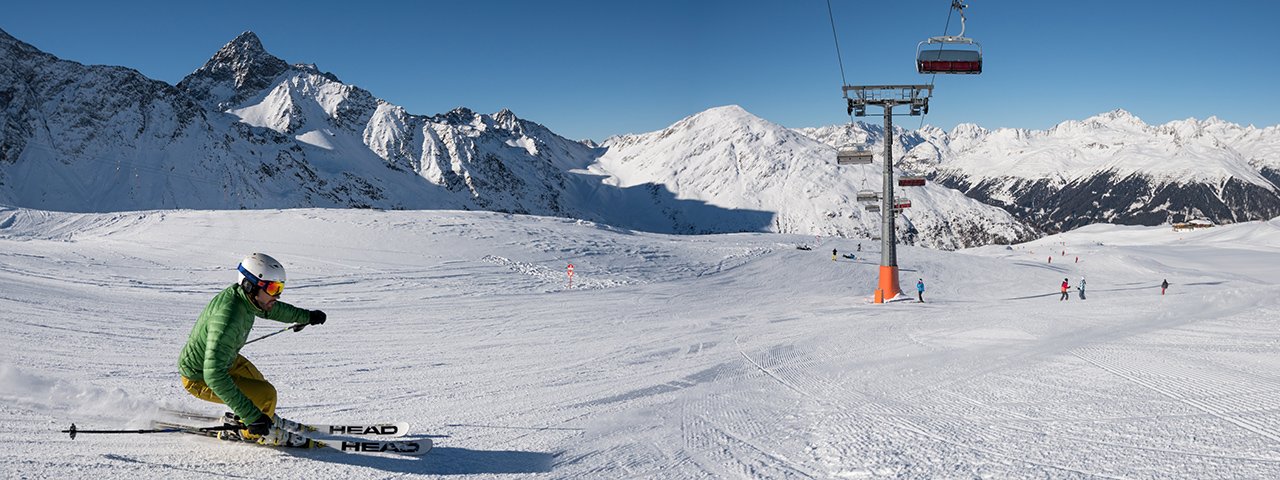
[180,354,277,420]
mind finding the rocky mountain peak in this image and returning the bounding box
[200,32,287,80]
[948,123,989,139]
[223,31,268,56]
[1084,108,1146,129]
[434,107,478,125]
[177,31,290,110]
[0,27,43,56]
[493,108,524,131]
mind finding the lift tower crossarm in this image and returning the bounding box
[843,85,933,102]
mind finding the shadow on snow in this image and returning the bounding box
[288,445,555,475]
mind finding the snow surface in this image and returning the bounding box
[3,206,1280,479]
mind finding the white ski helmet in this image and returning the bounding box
[237,253,286,287]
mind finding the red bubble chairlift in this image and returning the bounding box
[916,1,982,75]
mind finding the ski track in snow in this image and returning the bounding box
[2,208,1280,478]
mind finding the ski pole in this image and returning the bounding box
[62,423,241,439]
[244,324,304,346]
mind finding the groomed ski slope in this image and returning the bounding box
[2,207,1280,479]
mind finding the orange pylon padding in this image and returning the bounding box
[874,265,903,303]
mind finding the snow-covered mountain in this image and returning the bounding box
[0,29,602,215]
[801,110,1280,232]
[596,106,1036,248]
[0,28,1034,248]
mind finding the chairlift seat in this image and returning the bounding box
[856,191,879,202]
[837,148,874,165]
[898,176,927,187]
[917,37,982,74]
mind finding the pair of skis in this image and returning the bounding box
[156,408,430,456]
[66,409,430,456]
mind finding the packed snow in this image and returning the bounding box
[3,206,1280,479]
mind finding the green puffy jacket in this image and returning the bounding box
[179,284,309,424]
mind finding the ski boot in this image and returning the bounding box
[257,425,312,447]
[272,414,307,433]
[216,412,256,443]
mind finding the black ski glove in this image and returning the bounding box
[246,414,272,436]
[308,310,326,325]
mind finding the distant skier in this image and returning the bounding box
[1161,279,1169,295]
[832,248,838,261]
[1078,278,1086,300]
[857,243,862,252]
[916,278,925,303]
[178,253,327,446]
[1060,278,1070,301]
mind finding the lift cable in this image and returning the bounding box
[825,0,852,122]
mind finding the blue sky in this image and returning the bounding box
[5,1,1278,141]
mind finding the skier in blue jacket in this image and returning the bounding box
[916,279,925,303]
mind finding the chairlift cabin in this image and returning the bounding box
[837,147,874,165]
[856,190,879,203]
[917,37,982,74]
[916,0,982,75]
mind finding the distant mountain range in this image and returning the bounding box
[2,28,1276,247]
[800,110,1280,232]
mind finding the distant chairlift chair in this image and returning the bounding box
[837,146,874,165]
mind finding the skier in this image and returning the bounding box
[1078,278,1086,300]
[1060,278,1070,301]
[857,243,861,252]
[916,278,925,303]
[832,248,838,261]
[177,253,327,446]
[1161,279,1169,295]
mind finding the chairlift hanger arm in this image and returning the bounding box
[952,0,968,38]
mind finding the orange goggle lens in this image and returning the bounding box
[260,281,284,296]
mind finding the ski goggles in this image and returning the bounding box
[237,264,285,297]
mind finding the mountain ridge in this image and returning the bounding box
[3,28,1274,245]
[798,108,1280,232]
